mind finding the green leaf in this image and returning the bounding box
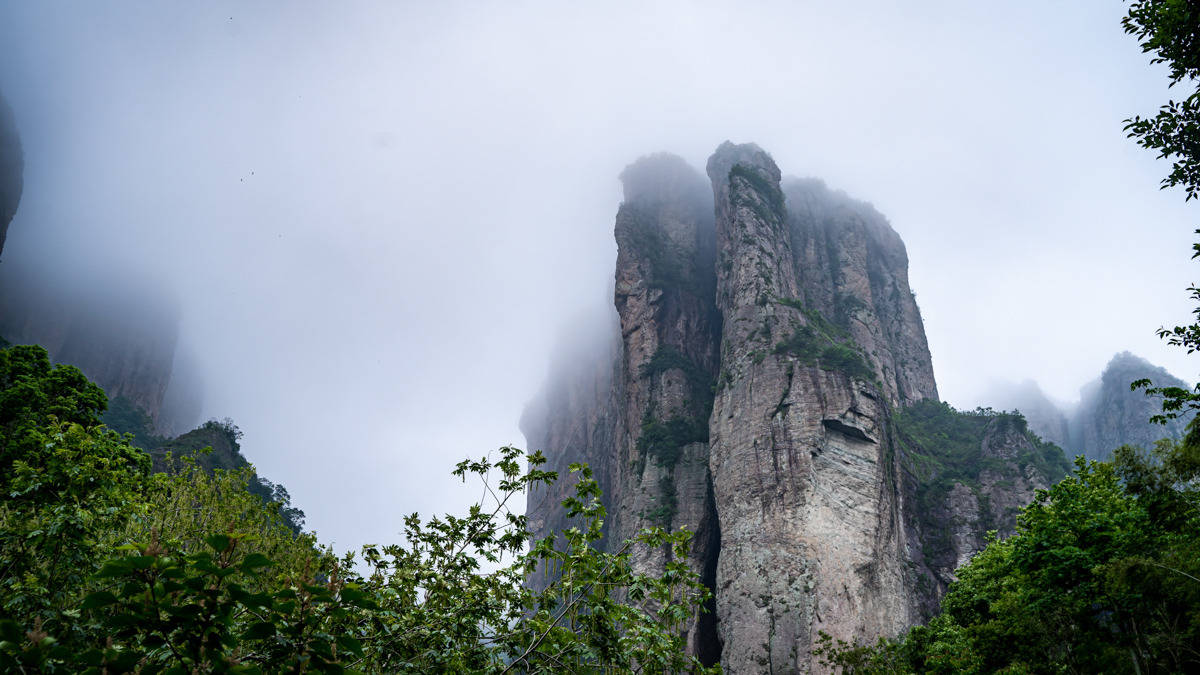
[240,552,275,571]
[205,534,232,551]
[96,560,133,578]
[337,634,364,657]
[81,590,119,609]
[242,621,277,640]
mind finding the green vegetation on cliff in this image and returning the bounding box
[773,298,876,383]
[638,415,709,468]
[893,400,1071,563]
[729,163,786,224]
[101,395,166,450]
[896,400,1071,491]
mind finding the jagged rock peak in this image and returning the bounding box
[0,91,23,259]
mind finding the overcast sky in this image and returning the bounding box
[0,1,1195,551]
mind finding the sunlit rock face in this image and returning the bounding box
[0,91,22,259]
[523,141,1056,672]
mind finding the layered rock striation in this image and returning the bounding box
[522,142,1064,672]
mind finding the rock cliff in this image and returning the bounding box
[0,91,22,260]
[522,142,1065,672]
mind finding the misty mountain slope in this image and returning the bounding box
[0,261,202,437]
[980,379,1071,448]
[0,90,199,438]
[0,90,21,259]
[1072,351,1192,459]
[523,142,1067,672]
[985,351,1192,461]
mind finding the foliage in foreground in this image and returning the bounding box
[0,344,715,673]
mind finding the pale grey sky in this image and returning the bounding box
[0,1,1193,550]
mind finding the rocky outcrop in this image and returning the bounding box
[705,143,924,672]
[0,91,22,259]
[523,142,1059,672]
[896,401,1069,600]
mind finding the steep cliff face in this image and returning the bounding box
[609,154,723,658]
[1071,351,1191,460]
[524,142,1059,672]
[0,91,22,260]
[782,177,937,406]
[0,263,199,437]
[705,143,924,672]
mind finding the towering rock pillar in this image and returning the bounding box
[706,143,917,672]
[610,154,722,660]
[525,141,957,672]
[0,92,22,259]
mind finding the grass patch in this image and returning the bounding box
[771,298,875,383]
